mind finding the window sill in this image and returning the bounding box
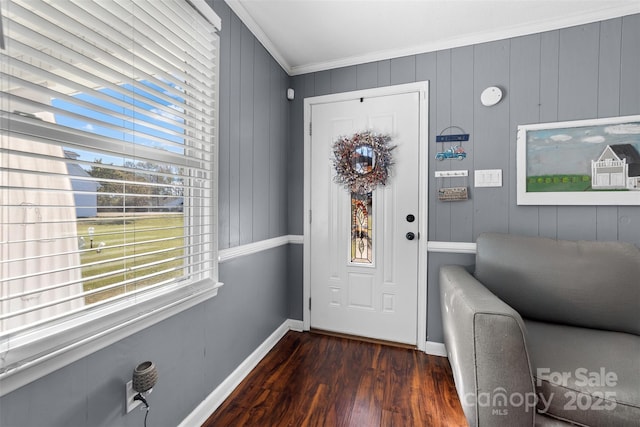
[0,279,223,397]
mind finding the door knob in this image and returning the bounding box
[406,232,416,241]
[406,214,415,223]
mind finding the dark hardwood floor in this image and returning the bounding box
[203,331,467,427]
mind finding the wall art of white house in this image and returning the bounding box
[517,115,640,206]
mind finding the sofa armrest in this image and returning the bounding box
[440,265,536,427]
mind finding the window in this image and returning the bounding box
[0,0,220,395]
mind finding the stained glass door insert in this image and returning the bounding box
[350,192,373,263]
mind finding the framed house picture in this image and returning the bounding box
[517,115,640,205]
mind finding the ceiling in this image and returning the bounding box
[224,0,640,75]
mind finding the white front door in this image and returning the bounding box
[308,91,421,345]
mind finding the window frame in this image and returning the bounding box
[0,0,222,397]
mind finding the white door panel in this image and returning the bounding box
[309,92,420,345]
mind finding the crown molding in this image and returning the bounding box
[289,4,640,75]
[224,0,292,73]
[225,1,640,76]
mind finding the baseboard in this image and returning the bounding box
[287,319,304,332]
[424,341,448,357]
[178,318,299,427]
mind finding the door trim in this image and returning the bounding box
[303,82,429,351]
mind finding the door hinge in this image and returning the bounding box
[309,297,311,310]
[309,209,312,224]
[309,122,312,136]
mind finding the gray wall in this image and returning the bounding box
[0,1,292,426]
[288,14,640,342]
[217,1,289,248]
[2,6,639,427]
[0,249,289,427]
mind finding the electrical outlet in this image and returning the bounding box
[125,380,142,413]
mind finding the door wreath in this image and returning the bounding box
[332,131,395,194]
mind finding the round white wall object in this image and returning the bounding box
[480,86,503,106]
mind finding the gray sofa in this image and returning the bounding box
[440,232,640,427]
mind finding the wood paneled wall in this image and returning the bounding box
[216,4,290,249]
[210,4,640,340]
[289,14,640,246]
[288,14,640,342]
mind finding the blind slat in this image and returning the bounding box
[1,113,210,169]
[8,1,215,113]
[3,240,196,284]
[1,37,213,131]
[0,257,214,324]
[72,0,216,104]
[1,218,212,245]
[2,145,211,180]
[1,252,214,307]
[1,73,204,145]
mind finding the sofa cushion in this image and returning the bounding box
[525,320,640,427]
[475,233,640,335]
[535,413,579,427]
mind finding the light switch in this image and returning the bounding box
[475,169,502,187]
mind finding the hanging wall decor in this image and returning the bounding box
[435,125,469,161]
[332,131,395,194]
[517,115,640,205]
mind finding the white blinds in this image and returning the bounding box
[0,0,218,344]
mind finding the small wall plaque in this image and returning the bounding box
[438,186,468,201]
